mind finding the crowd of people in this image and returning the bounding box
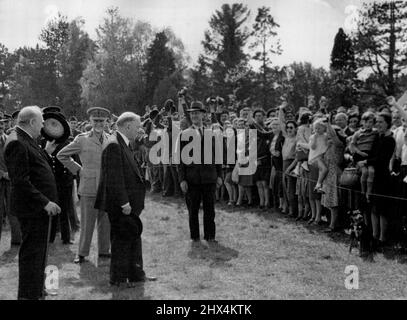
[135,93,407,253]
[1,91,407,299]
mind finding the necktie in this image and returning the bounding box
[99,134,104,145]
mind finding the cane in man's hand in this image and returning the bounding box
[43,202,61,298]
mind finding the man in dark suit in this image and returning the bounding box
[4,106,61,300]
[95,112,156,287]
[178,101,223,244]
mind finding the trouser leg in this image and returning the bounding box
[162,164,173,196]
[78,196,98,257]
[17,216,48,300]
[59,187,72,243]
[186,185,201,240]
[97,209,111,255]
[202,184,216,241]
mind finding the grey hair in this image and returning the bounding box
[335,112,348,122]
[116,112,140,128]
[17,106,42,126]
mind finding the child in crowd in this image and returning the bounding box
[309,118,329,193]
[350,111,379,201]
[291,112,312,176]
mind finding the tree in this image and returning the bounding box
[39,12,70,103]
[152,71,184,107]
[190,55,212,101]
[330,28,359,108]
[353,1,407,96]
[201,3,250,97]
[57,19,96,116]
[143,31,176,105]
[0,43,14,109]
[250,6,282,108]
[331,28,356,71]
[81,7,153,114]
[283,62,333,111]
[8,45,59,107]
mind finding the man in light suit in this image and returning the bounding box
[95,112,156,286]
[57,107,111,264]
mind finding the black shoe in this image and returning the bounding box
[206,239,218,245]
[74,255,86,264]
[98,253,111,259]
[62,240,74,245]
[109,280,125,287]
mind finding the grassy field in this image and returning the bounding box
[1,193,407,300]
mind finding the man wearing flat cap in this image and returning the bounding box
[57,107,111,264]
[177,101,223,245]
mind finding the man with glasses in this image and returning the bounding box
[57,107,111,264]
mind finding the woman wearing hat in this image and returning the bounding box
[42,111,77,244]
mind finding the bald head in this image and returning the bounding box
[17,106,44,138]
[17,106,42,125]
[116,112,140,128]
[116,112,143,141]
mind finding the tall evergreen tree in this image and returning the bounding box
[330,28,359,108]
[330,28,356,71]
[250,6,282,108]
[201,3,250,98]
[143,31,176,105]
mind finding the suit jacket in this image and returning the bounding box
[57,129,110,197]
[4,127,58,219]
[95,132,145,238]
[0,133,8,178]
[177,125,222,185]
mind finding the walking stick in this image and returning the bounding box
[43,214,58,297]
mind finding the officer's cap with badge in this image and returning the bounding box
[87,107,110,120]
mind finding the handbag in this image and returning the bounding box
[339,167,359,187]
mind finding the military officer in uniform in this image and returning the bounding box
[57,107,111,263]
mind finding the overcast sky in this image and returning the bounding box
[0,0,373,69]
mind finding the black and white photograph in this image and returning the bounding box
[1,0,407,303]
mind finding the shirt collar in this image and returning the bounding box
[17,126,33,139]
[117,130,130,146]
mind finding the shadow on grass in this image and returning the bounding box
[64,259,152,300]
[187,241,239,268]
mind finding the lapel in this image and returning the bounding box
[116,132,144,182]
